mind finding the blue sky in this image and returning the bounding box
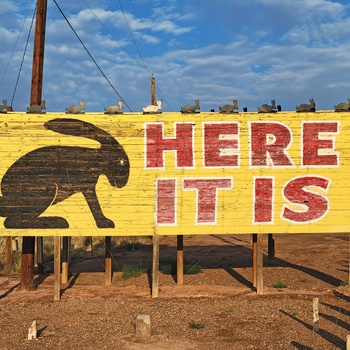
[1,0,350,112]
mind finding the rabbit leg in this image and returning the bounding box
[2,183,69,228]
[83,189,115,228]
[4,215,69,229]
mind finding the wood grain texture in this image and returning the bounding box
[0,111,349,236]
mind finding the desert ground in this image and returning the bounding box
[0,233,349,349]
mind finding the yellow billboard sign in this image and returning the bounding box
[0,111,349,236]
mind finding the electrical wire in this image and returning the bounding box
[117,0,173,110]
[0,0,35,88]
[117,0,148,72]
[82,0,151,75]
[82,0,173,110]
[10,5,36,107]
[53,0,133,112]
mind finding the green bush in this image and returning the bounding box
[273,281,288,289]
[159,257,202,275]
[189,321,204,329]
[121,264,147,280]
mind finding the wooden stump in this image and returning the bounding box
[313,298,319,332]
[28,320,37,340]
[5,237,12,269]
[135,314,152,340]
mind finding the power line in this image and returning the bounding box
[82,0,152,74]
[10,5,36,107]
[53,0,132,111]
[0,0,35,88]
[82,0,173,111]
[118,0,148,73]
[116,0,173,110]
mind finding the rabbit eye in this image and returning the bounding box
[120,159,124,166]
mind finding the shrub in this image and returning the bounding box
[121,264,147,280]
[273,281,288,289]
[189,321,204,329]
[160,257,202,276]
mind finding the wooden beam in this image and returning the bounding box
[61,237,69,284]
[152,234,160,298]
[54,236,61,301]
[36,237,44,274]
[177,235,184,285]
[5,237,12,270]
[21,0,48,291]
[256,234,264,294]
[268,234,275,262]
[105,236,112,286]
[20,237,35,291]
[252,234,257,288]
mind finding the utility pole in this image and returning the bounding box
[30,0,47,106]
[151,74,156,105]
[21,0,48,291]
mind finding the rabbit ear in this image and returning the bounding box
[44,118,118,145]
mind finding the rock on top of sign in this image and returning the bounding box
[219,99,239,113]
[257,99,277,113]
[181,99,200,113]
[296,98,316,112]
[334,98,350,112]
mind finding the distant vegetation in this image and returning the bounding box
[0,236,152,274]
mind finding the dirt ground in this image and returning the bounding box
[0,234,349,349]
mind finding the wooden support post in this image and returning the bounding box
[268,234,275,262]
[5,237,12,270]
[177,235,184,285]
[21,0,48,291]
[105,236,112,286]
[346,333,350,350]
[313,297,319,332]
[61,237,69,284]
[67,237,71,264]
[20,237,35,291]
[252,234,257,288]
[54,236,61,301]
[152,234,160,298]
[37,237,44,274]
[256,234,264,294]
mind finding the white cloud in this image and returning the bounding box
[2,0,350,113]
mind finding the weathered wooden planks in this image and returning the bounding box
[0,111,349,236]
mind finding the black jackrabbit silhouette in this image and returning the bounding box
[0,118,130,229]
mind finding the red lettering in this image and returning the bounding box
[156,179,176,225]
[250,122,294,167]
[302,122,339,166]
[183,178,233,224]
[253,177,273,223]
[282,176,330,223]
[203,122,239,167]
[145,123,194,168]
